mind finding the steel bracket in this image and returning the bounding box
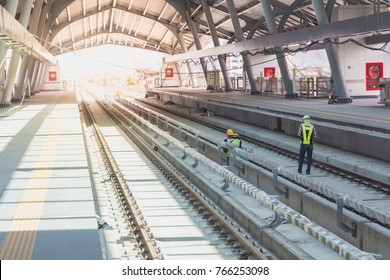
[272,167,288,198]
[337,197,357,237]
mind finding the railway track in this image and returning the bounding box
[115,94,390,225]
[79,89,272,260]
[79,85,380,260]
[91,87,390,259]
[137,94,390,194]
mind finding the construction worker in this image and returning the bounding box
[223,129,242,163]
[298,115,316,174]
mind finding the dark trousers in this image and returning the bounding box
[298,144,313,173]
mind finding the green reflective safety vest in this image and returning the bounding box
[300,123,314,145]
[226,137,242,157]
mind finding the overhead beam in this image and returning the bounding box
[50,3,180,39]
[365,33,390,44]
[49,31,173,55]
[164,11,390,62]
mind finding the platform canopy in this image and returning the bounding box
[1,0,389,57]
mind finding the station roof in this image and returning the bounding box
[2,0,390,57]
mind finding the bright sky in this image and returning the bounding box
[56,45,164,79]
[55,43,329,81]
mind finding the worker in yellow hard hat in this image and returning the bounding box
[223,129,242,163]
[226,129,234,136]
[298,115,316,175]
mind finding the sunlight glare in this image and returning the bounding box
[57,45,164,80]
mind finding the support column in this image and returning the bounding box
[35,64,47,92]
[14,0,44,100]
[32,63,43,92]
[312,0,352,103]
[177,32,198,87]
[185,11,208,80]
[0,0,20,80]
[32,2,53,93]
[261,0,295,98]
[27,2,49,96]
[200,0,233,91]
[1,0,34,105]
[225,0,259,94]
[30,62,41,93]
[32,61,47,93]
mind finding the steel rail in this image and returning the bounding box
[115,95,390,227]
[80,92,161,260]
[95,94,270,260]
[108,95,379,260]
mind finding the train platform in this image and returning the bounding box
[147,87,390,164]
[0,91,102,260]
[145,87,390,185]
[143,86,390,185]
[148,88,390,132]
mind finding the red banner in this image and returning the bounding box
[165,68,174,78]
[48,71,57,82]
[264,67,276,78]
[366,62,383,90]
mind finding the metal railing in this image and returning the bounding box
[0,6,56,65]
[155,72,333,98]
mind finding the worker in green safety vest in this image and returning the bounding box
[298,115,316,175]
[223,129,242,163]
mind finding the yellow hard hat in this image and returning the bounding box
[226,129,234,136]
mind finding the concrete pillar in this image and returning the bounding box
[35,64,46,92]
[200,0,233,91]
[30,62,39,93]
[14,0,44,100]
[311,0,352,103]
[1,0,33,105]
[177,32,198,87]
[261,0,295,98]
[225,0,259,94]
[32,1,54,93]
[31,62,42,93]
[0,0,20,80]
[27,2,49,96]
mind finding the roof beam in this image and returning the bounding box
[89,14,93,35]
[128,0,134,10]
[143,0,150,15]
[134,17,142,36]
[50,3,181,39]
[128,15,137,35]
[82,0,86,16]
[66,6,71,21]
[158,3,168,20]
[164,11,390,62]
[147,22,157,41]
[51,31,172,55]
[116,10,122,30]
[109,8,115,32]
[82,17,87,37]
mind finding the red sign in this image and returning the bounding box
[165,68,174,78]
[48,71,57,82]
[366,62,383,90]
[264,67,276,78]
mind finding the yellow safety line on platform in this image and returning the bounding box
[0,102,67,260]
